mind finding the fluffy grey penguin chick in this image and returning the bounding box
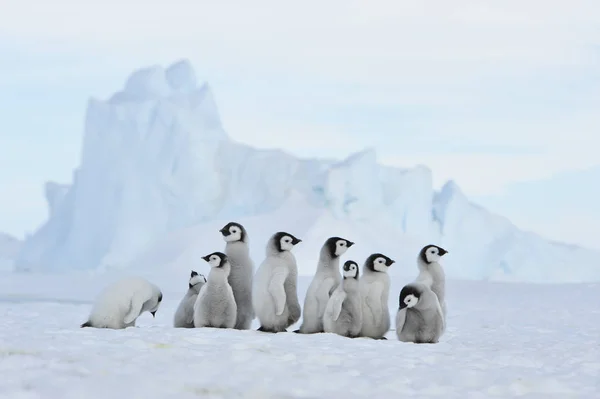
[297,236,354,334]
[252,231,302,333]
[358,253,395,339]
[193,252,237,329]
[173,270,207,328]
[395,282,445,344]
[323,260,363,338]
[415,244,448,322]
[81,276,163,329]
[219,222,255,330]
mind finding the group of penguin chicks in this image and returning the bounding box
[81,221,448,344]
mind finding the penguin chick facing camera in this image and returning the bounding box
[193,252,237,329]
[322,260,363,338]
[395,282,445,344]
[173,270,206,328]
[358,253,395,339]
[415,244,448,323]
[297,236,354,334]
[252,231,302,333]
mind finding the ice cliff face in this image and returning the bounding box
[14,60,600,282]
[0,233,22,271]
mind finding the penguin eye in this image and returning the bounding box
[339,241,345,246]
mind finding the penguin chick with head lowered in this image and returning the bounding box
[193,252,237,329]
[297,236,354,334]
[173,270,207,328]
[358,253,395,339]
[81,276,163,329]
[415,245,448,322]
[322,260,363,338]
[252,231,302,333]
[395,282,445,344]
[219,222,255,330]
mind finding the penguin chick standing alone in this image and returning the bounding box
[395,283,445,344]
[173,270,207,328]
[297,236,354,334]
[252,232,302,333]
[358,253,395,339]
[219,222,255,330]
[322,260,363,338]
[415,245,448,320]
[193,252,237,329]
[81,276,163,329]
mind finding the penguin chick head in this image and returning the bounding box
[399,285,421,310]
[189,270,207,289]
[219,222,247,243]
[365,253,395,273]
[202,252,228,268]
[273,232,302,252]
[324,236,355,258]
[342,260,359,279]
[419,244,448,264]
[150,291,163,317]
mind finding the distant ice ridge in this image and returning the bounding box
[15,60,600,283]
[0,233,22,271]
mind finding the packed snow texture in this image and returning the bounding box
[0,233,22,271]
[14,59,600,283]
[0,272,598,398]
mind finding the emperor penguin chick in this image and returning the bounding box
[173,270,207,328]
[297,236,354,334]
[395,283,445,344]
[219,222,255,330]
[252,231,302,333]
[415,244,448,321]
[193,252,237,329]
[358,253,395,339]
[323,260,363,338]
[81,277,163,329]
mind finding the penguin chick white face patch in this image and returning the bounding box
[189,274,206,286]
[343,263,358,278]
[373,257,389,273]
[403,294,418,308]
[206,254,223,268]
[280,236,295,251]
[225,225,242,242]
[334,240,351,257]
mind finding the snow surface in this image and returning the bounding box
[0,272,598,398]
[13,59,600,283]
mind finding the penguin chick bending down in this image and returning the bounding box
[81,276,163,329]
[193,252,237,329]
[173,270,207,328]
[358,253,395,339]
[415,244,448,321]
[297,236,354,334]
[323,260,363,338]
[252,231,302,333]
[395,283,445,344]
[219,222,255,330]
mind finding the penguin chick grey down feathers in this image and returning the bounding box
[219,222,255,330]
[193,252,237,329]
[252,232,302,333]
[395,282,445,344]
[297,236,354,334]
[359,253,395,339]
[173,270,207,328]
[81,276,163,329]
[323,260,363,338]
[415,245,448,322]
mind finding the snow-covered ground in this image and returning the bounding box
[1,272,598,398]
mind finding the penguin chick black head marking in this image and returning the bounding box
[202,251,228,268]
[189,270,207,288]
[342,260,359,279]
[219,222,247,243]
[273,232,302,252]
[364,253,395,273]
[324,236,354,258]
[419,245,448,264]
[150,291,163,317]
[399,285,421,309]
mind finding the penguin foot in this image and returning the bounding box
[257,326,278,333]
[375,336,388,340]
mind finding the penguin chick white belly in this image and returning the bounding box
[323,282,362,338]
[174,293,198,328]
[395,283,445,344]
[359,274,391,339]
[252,258,293,332]
[194,282,237,328]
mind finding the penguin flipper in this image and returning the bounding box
[329,290,346,321]
[268,267,289,316]
[123,295,144,325]
[80,321,93,328]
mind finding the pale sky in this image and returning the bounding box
[0,0,599,249]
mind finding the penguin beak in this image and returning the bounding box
[347,241,355,247]
[438,247,448,256]
[201,255,210,262]
[151,311,156,318]
[387,259,395,266]
[219,227,229,236]
[292,237,302,245]
[399,301,407,310]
